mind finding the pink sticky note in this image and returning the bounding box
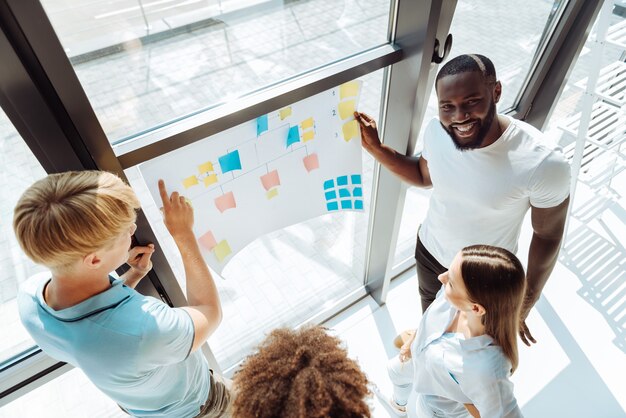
[303,153,319,172]
[198,230,217,250]
[260,170,281,191]
[215,191,236,213]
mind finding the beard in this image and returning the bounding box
[443,101,497,151]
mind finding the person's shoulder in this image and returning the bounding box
[464,344,512,381]
[17,272,49,304]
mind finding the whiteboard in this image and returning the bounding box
[139,81,364,273]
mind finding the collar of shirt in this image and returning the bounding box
[36,277,131,322]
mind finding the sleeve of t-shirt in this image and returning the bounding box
[138,302,195,367]
[528,149,571,208]
[471,378,523,418]
[421,118,439,161]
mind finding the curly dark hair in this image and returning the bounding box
[231,326,371,418]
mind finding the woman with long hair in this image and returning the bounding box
[381,244,526,417]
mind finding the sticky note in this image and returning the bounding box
[300,117,314,130]
[266,189,279,199]
[261,170,280,191]
[198,161,214,174]
[323,179,334,189]
[353,187,363,197]
[279,107,292,120]
[325,190,337,200]
[351,174,362,184]
[213,239,232,262]
[182,175,199,189]
[198,230,217,250]
[287,126,300,147]
[215,191,236,213]
[355,200,364,210]
[303,153,319,172]
[257,114,269,136]
[302,130,315,142]
[341,200,352,209]
[327,202,339,211]
[338,100,356,120]
[339,188,351,198]
[340,81,360,99]
[218,150,242,173]
[337,175,348,186]
[342,120,359,142]
[204,174,218,187]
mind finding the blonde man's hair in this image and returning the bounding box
[13,171,140,271]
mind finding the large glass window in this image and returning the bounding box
[0,108,47,365]
[392,0,568,268]
[40,0,392,143]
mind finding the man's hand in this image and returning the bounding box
[122,244,155,288]
[519,295,537,346]
[354,111,382,154]
[158,179,194,240]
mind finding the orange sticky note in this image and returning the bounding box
[302,130,315,142]
[213,239,232,262]
[182,175,199,189]
[303,153,319,172]
[204,174,218,187]
[198,161,214,173]
[260,170,280,191]
[300,117,314,130]
[279,107,292,120]
[338,100,356,120]
[342,120,359,142]
[340,81,360,99]
[215,191,236,213]
[199,230,217,250]
[266,188,279,199]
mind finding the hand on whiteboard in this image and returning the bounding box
[158,179,194,240]
[354,111,381,154]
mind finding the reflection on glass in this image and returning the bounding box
[125,69,383,370]
[0,109,47,364]
[393,0,565,268]
[40,0,392,143]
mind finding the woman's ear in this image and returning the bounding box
[83,252,102,270]
[472,303,486,317]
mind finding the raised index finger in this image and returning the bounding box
[158,179,170,208]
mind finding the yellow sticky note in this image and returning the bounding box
[182,175,199,189]
[300,117,314,130]
[266,188,279,199]
[279,107,292,120]
[302,130,315,142]
[342,120,359,142]
[338,100,356,120]
[203,174,218,187]
[198,161,214,173]
[340,81,360,99]
[213,239,232,262]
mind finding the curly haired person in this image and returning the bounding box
[231,326,371,418]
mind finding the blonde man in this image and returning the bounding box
[14,171,229,418]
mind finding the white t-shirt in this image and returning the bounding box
[419,116,570,267]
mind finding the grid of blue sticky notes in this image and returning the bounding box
[219,150,242,173]
[257,115,269,136]
[286,126,300,147]
[323,174,364,212]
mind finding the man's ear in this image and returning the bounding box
[83,252,102,270]
[472,303,487,317]
[493,80,502,104]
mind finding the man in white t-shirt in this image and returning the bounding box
[355,54,570,345]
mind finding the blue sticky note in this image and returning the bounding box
[323,179,334,189]
[257,115,268,136]
[325,190,337,200]
[287,126,300,147]
[339,188,350,198]
[218,150,242,173]
[327,202,339,211]
[354,200,363,210]
[351,174,362,184]
[341,200,352,209]
[353,187,362,197]
[337,175,348,186]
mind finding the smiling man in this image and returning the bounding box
[355,54,570,345]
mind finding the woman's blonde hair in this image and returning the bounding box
[460,245,526,373]
[13,171,140,271]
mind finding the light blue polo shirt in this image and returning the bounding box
[18,275,210,418]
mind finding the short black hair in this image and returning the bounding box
[435,54,497,88]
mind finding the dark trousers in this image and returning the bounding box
[415,233,447,313]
